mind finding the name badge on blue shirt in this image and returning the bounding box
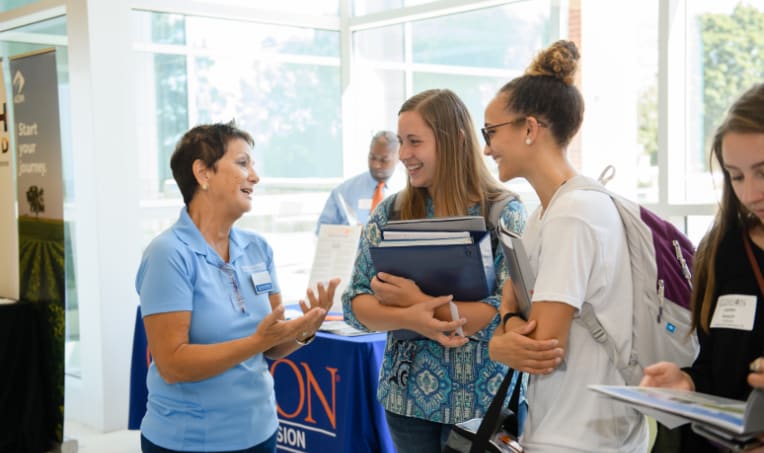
[251,271,273,294]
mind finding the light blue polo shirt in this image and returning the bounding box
[136,207,281,451]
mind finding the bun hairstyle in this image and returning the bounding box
[525,40,580,86]
[499,39,584,147]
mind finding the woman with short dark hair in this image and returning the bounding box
[136,121,339,453]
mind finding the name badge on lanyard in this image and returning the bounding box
[710,294,756,331]
[251,271,273,295]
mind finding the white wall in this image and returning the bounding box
[64,0,140,432]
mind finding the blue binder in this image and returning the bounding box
[370,229,495,341]
[370,230,495,301]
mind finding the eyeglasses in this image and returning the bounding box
[481,117,548,146]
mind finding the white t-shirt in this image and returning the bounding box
[519,176,648,453]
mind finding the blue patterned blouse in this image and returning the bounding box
[342,194,527,423]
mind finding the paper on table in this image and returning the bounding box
[309,224,363,313]
[319,320,375,336]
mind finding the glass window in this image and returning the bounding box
[185,16,339,57]
[411,2,554,69]
[192,56,342,178]
[353,24,404,62]
[687,214,714,247]
[679,0,764,204]
[352,1,559,183]
[354,0,439,16]
[192,0,339,16]
[134,11,342,303]
[348,67,404,155]
[412,72,507,136]
[0,0,43,12]
[633,5,659,203]
[132,11,186,45]
[577,0,658,202]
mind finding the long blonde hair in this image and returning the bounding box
[396,89,507,220]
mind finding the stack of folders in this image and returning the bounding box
[369,216,496,341]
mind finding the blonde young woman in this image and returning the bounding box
[484,41,648,452]
[343,89,527,453]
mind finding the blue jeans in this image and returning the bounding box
[140,431,277,453]
[384,410,453,453]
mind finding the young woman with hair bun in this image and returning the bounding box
[484,40,649,452]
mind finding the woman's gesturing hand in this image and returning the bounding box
[254,305,325,349]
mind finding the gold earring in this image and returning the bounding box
[202,184,208,191]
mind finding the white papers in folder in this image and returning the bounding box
[309,224,362,313]
[379,231,473,247]
[377,237,473,247]
[383,215,487,232]
[497,220,534,317]
[382,230,471,240]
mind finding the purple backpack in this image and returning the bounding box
[567,173,700,385]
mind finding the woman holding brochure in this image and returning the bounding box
[484,40,648,452]
[641,84,764,452]
[342,88,527,453]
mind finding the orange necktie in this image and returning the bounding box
[370,181,385,213]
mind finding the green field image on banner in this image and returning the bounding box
[12,48,66,445]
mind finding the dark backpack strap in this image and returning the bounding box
[469,369,522,453]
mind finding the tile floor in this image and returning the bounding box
[63,421,141,453]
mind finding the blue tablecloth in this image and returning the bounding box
[129,307,395,453]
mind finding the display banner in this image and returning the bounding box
[11,49,64,445]
[0,58,19,300]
